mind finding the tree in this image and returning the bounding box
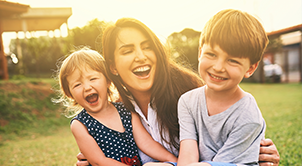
[167,28,201,71]
[68,18,107,52]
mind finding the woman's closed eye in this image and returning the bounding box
[122,49,133,55]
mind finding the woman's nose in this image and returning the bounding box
[134,49,147,62]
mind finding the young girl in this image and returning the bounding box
[56,48,177,166]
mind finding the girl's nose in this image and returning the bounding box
[84,83,92,91]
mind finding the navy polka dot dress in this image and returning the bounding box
[72,102,141,166]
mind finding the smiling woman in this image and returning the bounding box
[101,17,205,163]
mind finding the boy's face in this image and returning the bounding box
[198,44,258,92]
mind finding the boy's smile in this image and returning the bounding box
[198,44,258,93]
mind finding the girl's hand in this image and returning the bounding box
[259,139,280,166]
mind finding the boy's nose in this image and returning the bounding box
[213,61,226,72]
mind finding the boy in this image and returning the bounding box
[175,9,268,166]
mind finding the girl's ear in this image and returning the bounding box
[244,62,259,78]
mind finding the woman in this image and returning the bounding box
[76,17,280,166]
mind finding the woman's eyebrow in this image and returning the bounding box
[118,44,134,50]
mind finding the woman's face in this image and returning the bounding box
[111,27,157,96]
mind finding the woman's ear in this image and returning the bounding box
[110,64,118,76]
[244,62,259,78]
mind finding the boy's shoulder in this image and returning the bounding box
[183,85,205,96]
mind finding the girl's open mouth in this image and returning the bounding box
[85,93,98,104]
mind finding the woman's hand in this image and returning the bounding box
[259,139,280,166]
[76,152,89,166]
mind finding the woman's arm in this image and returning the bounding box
[71,120,128,166]
[259,139,280,166]
[76,153,89,166]
[131,112,177,162]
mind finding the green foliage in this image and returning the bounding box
[8,19,108,79]
[69,18,107,52]
[168,28,201,71]
[266,37,283,53]
[0,80,66,143]
[9,37,67,77]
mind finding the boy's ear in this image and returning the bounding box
[244,62,259,78]
[198,46,202,59]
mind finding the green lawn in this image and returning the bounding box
[240,83,302,165]
[0,82,301,165]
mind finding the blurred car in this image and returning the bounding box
[263,59,283,83]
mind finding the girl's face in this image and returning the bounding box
[111,27,157,96]
[67,67,110,114]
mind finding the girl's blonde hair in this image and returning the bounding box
[55,47,116,117]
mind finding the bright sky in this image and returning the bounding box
[3,0,302,53]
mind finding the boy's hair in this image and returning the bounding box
[199,9,269,64]
[56,47,115,117]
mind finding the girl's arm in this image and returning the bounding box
[131,112,177,162]
[70,120,128,166]
[177,139,199,166]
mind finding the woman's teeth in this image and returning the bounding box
[133,66,151,77]
[133,66,150,73]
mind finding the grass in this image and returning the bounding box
[0,80,301,165]
[0,127,78,166]
[240,83,302,165]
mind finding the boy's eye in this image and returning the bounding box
[206,53,216,57]
[229,59,240,64]
[90,77,98,81]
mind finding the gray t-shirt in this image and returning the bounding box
[178,86,265,165]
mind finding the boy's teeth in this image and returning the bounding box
[133,66,150,72]
[210,73,226,80]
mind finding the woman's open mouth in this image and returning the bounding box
[132,65,151,77]
[85,93,98,104]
